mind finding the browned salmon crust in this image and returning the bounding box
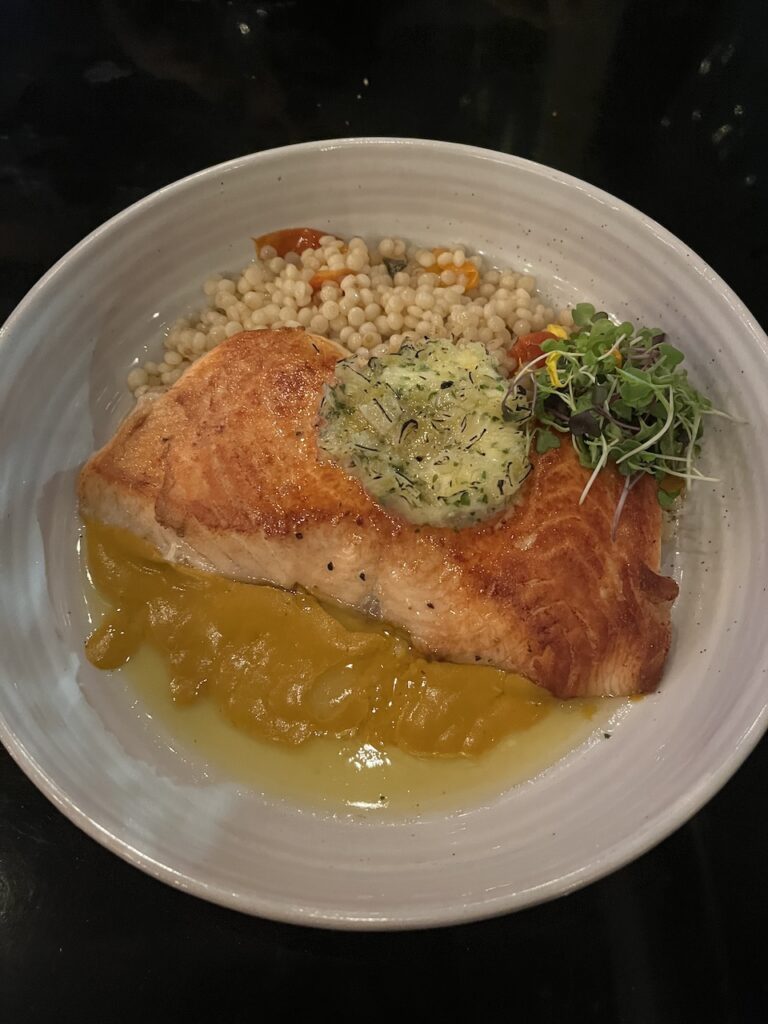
[79,328,679,698]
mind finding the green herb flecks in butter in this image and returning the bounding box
[317,339,530,527]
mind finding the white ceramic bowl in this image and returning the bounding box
[1,138,767,930]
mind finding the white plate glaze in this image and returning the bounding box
[1,138,767,930]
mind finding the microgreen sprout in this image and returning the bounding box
[504,304,729,525]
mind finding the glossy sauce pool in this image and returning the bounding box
[82,522,624,814]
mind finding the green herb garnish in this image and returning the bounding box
[506,304,727,531]
[535,428,561,454]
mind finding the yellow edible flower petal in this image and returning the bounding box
[545,351,562,387]
[545,323,569,340]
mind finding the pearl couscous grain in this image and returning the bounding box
[128,234,572,398]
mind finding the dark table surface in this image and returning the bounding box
[2,1,767,1020]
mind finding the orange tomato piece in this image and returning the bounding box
[253,227,327,257]
[309,267,351,291]
[424,248,480,290]
[511,330,556,367]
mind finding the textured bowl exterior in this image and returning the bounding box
[1,138,767,929]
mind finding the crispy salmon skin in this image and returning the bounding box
[79,328,678,698]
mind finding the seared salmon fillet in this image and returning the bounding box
[79,328,678,698]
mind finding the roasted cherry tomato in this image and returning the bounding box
[252,227,327,257]
[422,248,480,290]
[309,267,352,291]
[510,330,556,367]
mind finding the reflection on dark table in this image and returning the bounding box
[1,1,766,1020]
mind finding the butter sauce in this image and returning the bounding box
[83,521,618,813]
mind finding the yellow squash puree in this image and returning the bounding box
[83,521,613,811]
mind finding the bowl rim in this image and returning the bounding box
[2,136,767,931]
